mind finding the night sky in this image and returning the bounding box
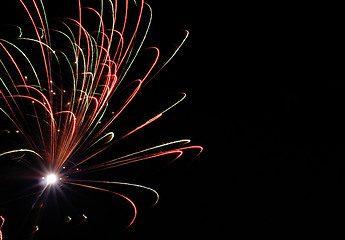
[0,0,342,239]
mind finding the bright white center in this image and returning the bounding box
[46,174,58,185]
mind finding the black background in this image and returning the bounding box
[0,0,343,239]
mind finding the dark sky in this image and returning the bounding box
[0,0,342,239]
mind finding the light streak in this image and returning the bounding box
[80,214,87,224]
[0,0,202,235]
[0,216,4,240]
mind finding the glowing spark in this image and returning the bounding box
[44,174,58,185]
[80,214,87,224]
[65,216,71,223]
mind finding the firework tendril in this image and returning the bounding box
[0,0,202,235]
[0,216,4,240]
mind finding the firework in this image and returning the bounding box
[0,0,202,237]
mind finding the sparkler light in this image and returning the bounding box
[0,0,202,237]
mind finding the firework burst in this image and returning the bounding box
[0,0,202,237]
